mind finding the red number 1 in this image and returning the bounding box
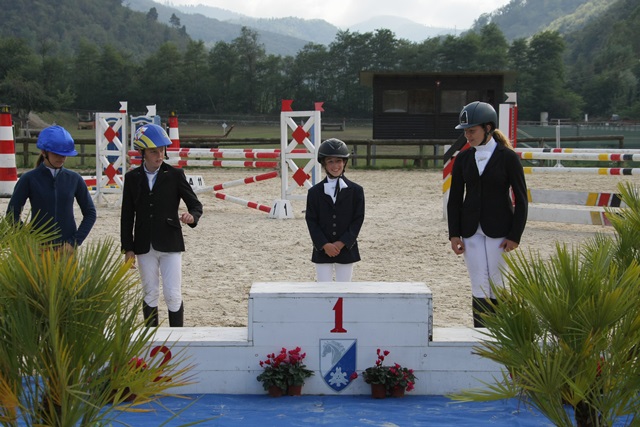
[331,297,347,333]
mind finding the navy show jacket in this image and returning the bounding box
[447,143,528,243]
[305,175,365,264]
[121,162,203,254]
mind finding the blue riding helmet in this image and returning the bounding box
[133,123,172,150]
[36,125,78,156]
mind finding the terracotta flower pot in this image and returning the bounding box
[287,384,303,396]
[267,385,285,397]
[391,385,405,398]
[370,383,387,399]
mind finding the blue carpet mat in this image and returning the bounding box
[107,394,556,426]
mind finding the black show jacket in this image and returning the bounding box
[305,176,365,264]
[447,144,528,243]
[121,162,203,254]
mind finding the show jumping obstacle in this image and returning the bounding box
[83,101,322,218]
[514,148,640,225]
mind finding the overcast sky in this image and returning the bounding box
[162,0,512,29]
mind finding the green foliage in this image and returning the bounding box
[0,0,189,60]
[450,182,640,427]
[0,0,637,120]
[0,216,193,426]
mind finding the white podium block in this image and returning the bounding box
[148,282,503,396]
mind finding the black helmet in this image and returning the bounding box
[318,138,350,163]
[455,101,497,130]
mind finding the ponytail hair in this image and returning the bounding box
[36,152,46,167]
[492,128,513,150]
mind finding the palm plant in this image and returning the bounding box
[0,216,194,426]
[451,182,640,427]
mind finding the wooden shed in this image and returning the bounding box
[359,71,509,140]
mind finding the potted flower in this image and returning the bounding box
[257,349,289,396]
[282,347,314,396]
[386,363,417,397]
[257,347,314,397]
[361,348,391,398]
[354,349,417,398]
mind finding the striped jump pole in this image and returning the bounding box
[528,189,625,208]
[128,158,279,168]
[528,206,612,226]
[214,192,272,213]
[170,151,280,159]
[523,167,640,175]
[83,175,123,190]
[0,105,18,197]
[516,148,640,154]
[164,148,309,158]
[517,152,640,162]
[212,171,278,191]
[175,159,279,168]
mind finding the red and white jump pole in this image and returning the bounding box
[214,192,272,213]
[0,105,18,197]
[212,171,278,191]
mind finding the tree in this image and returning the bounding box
[512,31,583,120]
[147,7,158,22]
[477,23,509,71]
[94,45,136,111]
[72,39,101,110]
[0,217,194,426]
[232,27,266,113]
[451,182,640,426]
[138,42,186,112]
[181,40,211,112]
[207,41,238,113]
[285,43,331,109]
[169,13,181,29]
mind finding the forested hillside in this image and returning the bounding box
[125,0,316,56]
[471,0,607,40]
[0,0,638,123]
[0,0,190,57]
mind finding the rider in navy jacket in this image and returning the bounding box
[306,139,365,281]
[7,125,96,248]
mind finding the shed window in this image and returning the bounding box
[382,90,408,113]
[441,90,482,113]
[409,89,435,114]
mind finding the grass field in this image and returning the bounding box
[19,111,640,171]
[25,111,440,170]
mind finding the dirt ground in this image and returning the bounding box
[2,167,635,328]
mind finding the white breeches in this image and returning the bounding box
[137,245,183,311]
[462,226,507,299]
[315,263,354,282]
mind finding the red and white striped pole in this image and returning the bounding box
[0,105,18,197]
[168,111,180,149]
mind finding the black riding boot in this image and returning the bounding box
[142,302,158,327]
[472,297,492,328]
[168,302,184,327]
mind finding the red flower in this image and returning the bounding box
[350,372,359,380]
[129,357,147,370]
